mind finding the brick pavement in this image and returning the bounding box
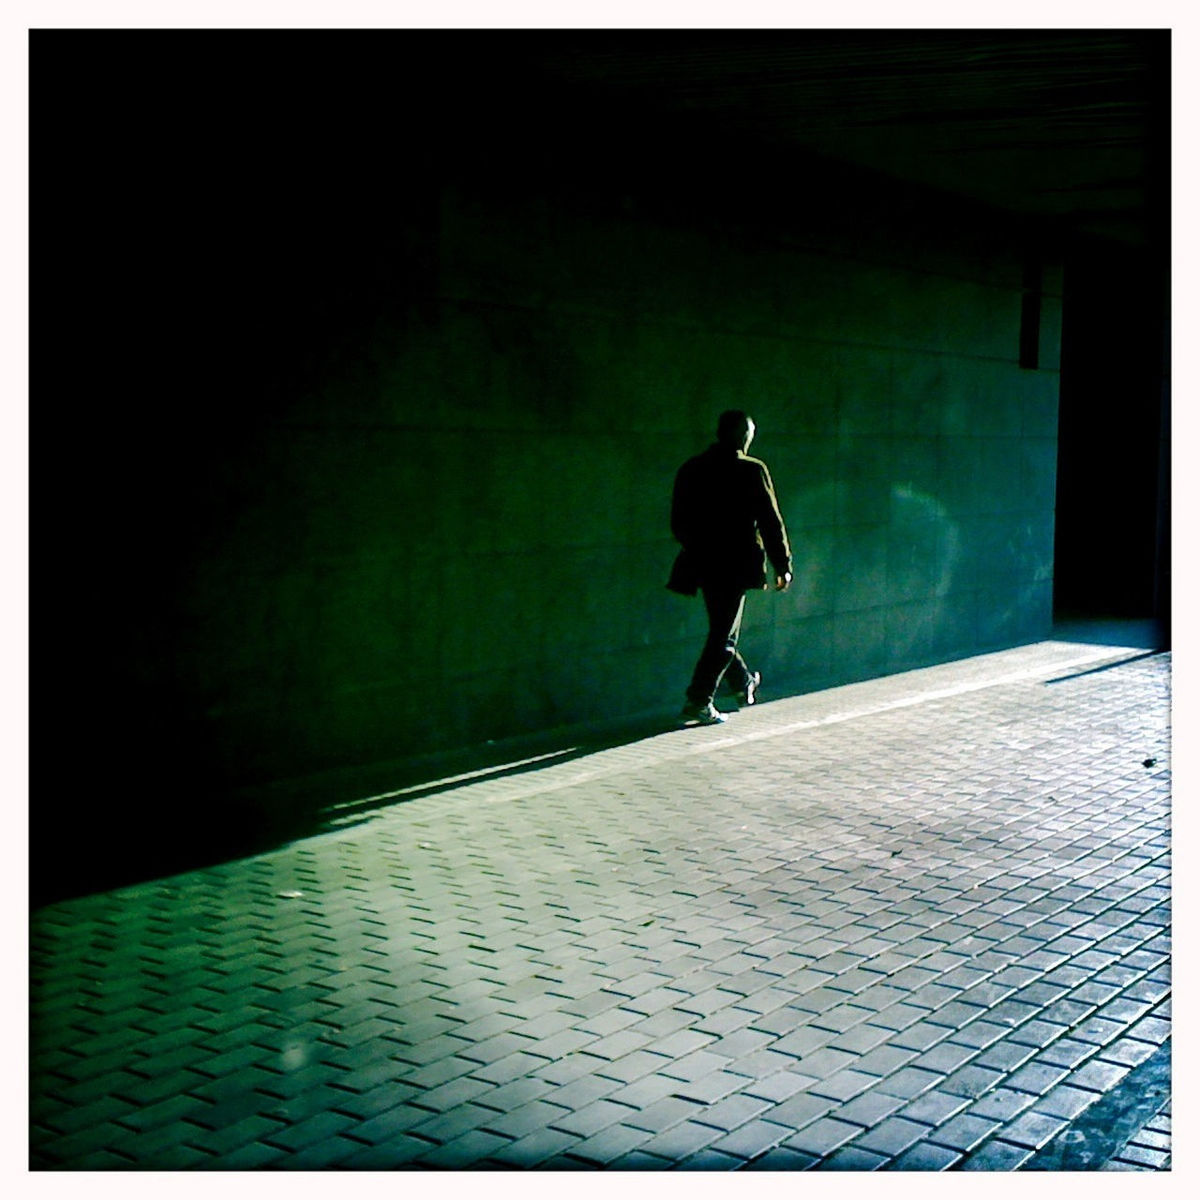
[30,638,1171,1170]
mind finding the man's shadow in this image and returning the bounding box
[31,711,689,909]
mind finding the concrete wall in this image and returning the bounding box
[37,38,1063,893]
[162,150,1061,793]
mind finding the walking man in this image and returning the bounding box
[667,410,793,725]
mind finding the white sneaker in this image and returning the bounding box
[681,701,727,725]
[734,671,762,707]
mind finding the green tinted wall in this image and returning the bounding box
[170,167,1060,791]
[37,40,1063,892]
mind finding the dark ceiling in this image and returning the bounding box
[519,30,1170,248]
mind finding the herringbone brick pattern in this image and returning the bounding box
[30,640,1170,1170]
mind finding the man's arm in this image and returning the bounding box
[755,462,792,588]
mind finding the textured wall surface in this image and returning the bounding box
[36,40,1066,895]
[167,164,1062,791]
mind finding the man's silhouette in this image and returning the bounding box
[668,410,792,725]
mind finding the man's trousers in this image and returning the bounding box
[686,583,754,707]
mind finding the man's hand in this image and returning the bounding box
[774,572,792,592]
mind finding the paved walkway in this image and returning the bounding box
[30,638,1171,1171]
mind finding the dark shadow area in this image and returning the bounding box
[1053,234,1170,641]
[1024,1040,1170,1170]
[313,713,695,828]
[29,709,688,909]
[31,31,1170,914]
[1051,615,1168,650]
[29,31,938,913]
[33,621,1160,909]
[1044,649,1165,685]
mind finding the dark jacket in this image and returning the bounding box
[668,443,792,594]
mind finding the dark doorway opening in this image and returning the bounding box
[1053,237,1169,649]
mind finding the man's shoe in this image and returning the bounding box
[734,671,762,707]
[681,701,727,725]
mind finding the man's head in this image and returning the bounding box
[717,409,756,453]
